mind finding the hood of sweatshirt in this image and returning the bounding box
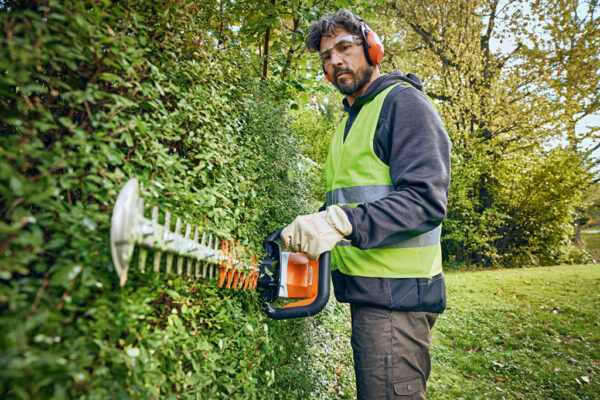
[343,70,424,112]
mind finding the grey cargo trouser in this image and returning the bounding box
[351,304,438,400]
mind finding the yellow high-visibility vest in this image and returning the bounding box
[325,83,442,279]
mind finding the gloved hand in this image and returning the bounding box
[281,205,352,260]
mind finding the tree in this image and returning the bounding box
[527,0,600,170]
[379,0,594,266]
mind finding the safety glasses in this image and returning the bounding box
[319,35,363,64]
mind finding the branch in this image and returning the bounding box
[262,0,277,80]
[497,42,523,69]
[427,91,451,102]
[481,0,499,82]
[587,140,600,154]
[281,14,301,81]
[389,3,460,69]
[480,0,498,57]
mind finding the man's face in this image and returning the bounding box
[320,27,374,96]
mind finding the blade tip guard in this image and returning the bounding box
[110,178,140,286]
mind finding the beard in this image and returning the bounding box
[333,64,374,96]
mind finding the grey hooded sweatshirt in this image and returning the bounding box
[329,70,450,312]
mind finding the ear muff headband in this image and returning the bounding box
[355,15,384,66]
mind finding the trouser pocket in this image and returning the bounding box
[390,351,429,399]
[354,351,429,400]
[393,377,423,398]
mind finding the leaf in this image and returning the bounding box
[126,348,140,357]
[166,289,181,301]
[58,117,73,128]
[50,264,83,287]
[98,73,123,83]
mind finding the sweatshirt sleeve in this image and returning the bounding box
[342,87,451,249]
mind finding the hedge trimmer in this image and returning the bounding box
[110,179,330,320]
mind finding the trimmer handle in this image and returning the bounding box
[264,229,283,246]
[260,229,331,320]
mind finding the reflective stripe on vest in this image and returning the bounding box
[337,225,442,249]
[324,82,442,279]
[326,184,394,206]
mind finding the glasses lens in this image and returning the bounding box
[319,49,332,63]
[320,36,361,63]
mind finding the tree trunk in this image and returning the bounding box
[281,16,300,81]
[575,219,582,243]
[261,0,276,80]
[262,25,271,80]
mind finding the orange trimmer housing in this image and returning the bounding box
[257,229,331,320]
[279,252,319,308]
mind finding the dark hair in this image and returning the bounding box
[305,9,365,52]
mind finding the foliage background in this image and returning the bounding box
[1,0,598,398]
[0,0,354,398]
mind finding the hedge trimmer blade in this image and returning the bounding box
[110,179,330,320]
[110,178,258,289]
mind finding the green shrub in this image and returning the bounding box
[442,135,590,268]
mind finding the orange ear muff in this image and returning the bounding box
[353,13,384,66]
[364,30,384,66]
[322,64,333,83]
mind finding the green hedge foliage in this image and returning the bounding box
[0,1,348,398]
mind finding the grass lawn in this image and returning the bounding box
[429,264,600,399]
[581,231,600,261]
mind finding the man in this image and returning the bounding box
[281,9,451,400]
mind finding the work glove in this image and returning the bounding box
[281,205,353,260]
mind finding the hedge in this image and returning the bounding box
[0,1,349,398]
